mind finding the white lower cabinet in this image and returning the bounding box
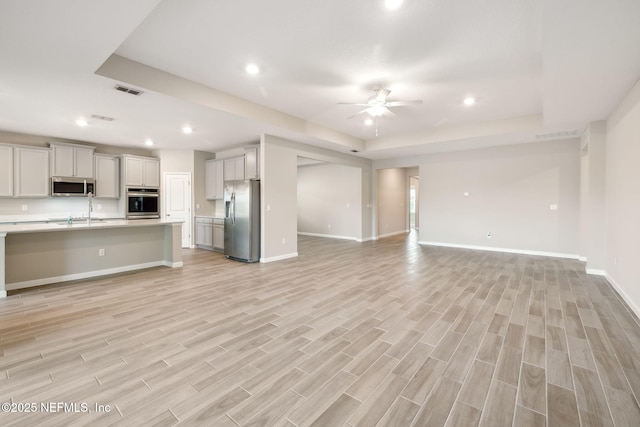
[195,217,213,249]
[195,217,224,251]
[213,219,224,250]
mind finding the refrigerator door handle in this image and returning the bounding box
[231,192,235,224]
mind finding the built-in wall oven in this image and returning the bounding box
[126,188,160,219]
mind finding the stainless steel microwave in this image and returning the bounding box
[51,177,95,197]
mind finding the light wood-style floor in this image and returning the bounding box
[1,232,640,426]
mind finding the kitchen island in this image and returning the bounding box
[0,219,183,297]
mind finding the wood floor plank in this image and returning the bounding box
[457,360,495,410]
[1,234,639,426]
[518,363,546,414]
[411,377,462,427]
[547,383,580,427]
[478,380,517,427]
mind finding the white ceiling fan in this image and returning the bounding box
[338,85,423,119]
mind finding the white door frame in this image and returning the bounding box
[163,172,192,248]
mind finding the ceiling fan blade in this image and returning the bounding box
[385,100,423,107]
[337,102,371,106]
[382,108,396,117]
[347,108,370,119]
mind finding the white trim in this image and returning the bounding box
[260,252,298,263]
[5,261,175,291]
[605,273,640,319]
[357,237,375,242]
[163,261,184,268]
[298,232,358,241]
[578,256,587,262]
[0,291,6,298]
[586,269,606,276]
[418,241,580,260]
[377,230,408,239]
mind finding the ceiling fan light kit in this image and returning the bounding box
[339,86,423,125]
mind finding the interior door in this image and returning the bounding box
[164,173,192,248]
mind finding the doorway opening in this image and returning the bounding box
[409,175,419,230]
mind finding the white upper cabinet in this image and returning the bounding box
[205,159,224,200]
[123,155,160,187]
[0,144,14,197]
[244,146,260,179]
[49,142,95,178]
[94,154,120,198]
[223,156,245,181]
[14,146,50,197]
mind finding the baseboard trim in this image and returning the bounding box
[378,230,409,239]
[6,261,171,291]
[298,232,357,241]
[578,256,587,262]
[357,237,375,243]
[605,273,640,320]
[163,261,184,268]
[260,252,298,263]
[586,268,606,276]
[418,241,580,260]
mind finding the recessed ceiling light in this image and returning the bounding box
[75,119,88,127]
[385,0,403,10]
[463,97,476,106]
[364,118,373,126]
[145,139,154,146]
[245,63,260,75]
[182,126,193,134]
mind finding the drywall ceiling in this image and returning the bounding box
[1,0,639,159]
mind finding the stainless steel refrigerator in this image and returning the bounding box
[224,179,260,262]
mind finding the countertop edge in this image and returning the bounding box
[0,219,183,235]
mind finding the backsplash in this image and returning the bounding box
[0,198,120,221]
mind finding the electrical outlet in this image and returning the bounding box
[328,224,331,229]
[550,204,558,210]
[97,204,102,210]
[281,237,286,244]
[22,204,28,211]
[98,248,105,256]
[487,232,492,238]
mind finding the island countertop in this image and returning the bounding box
[0,218,183,235]
[0,219,184,298]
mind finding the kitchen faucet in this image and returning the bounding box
[87,192,93,225]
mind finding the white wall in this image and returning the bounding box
[261,136,299,261]
[377,168,408,238]
[154,149,194,173]
[418,139,580,256]
[579,122,607,271]
[297,163,361,240]
[261,134,373,261]
[194,150,216,216]
[605,78,640,315]
[0,198,120,220]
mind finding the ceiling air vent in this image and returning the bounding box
[90,114,114,121]
[114,84,144,96]
[535,130,577,140]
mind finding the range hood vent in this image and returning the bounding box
[114,84,144,96]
